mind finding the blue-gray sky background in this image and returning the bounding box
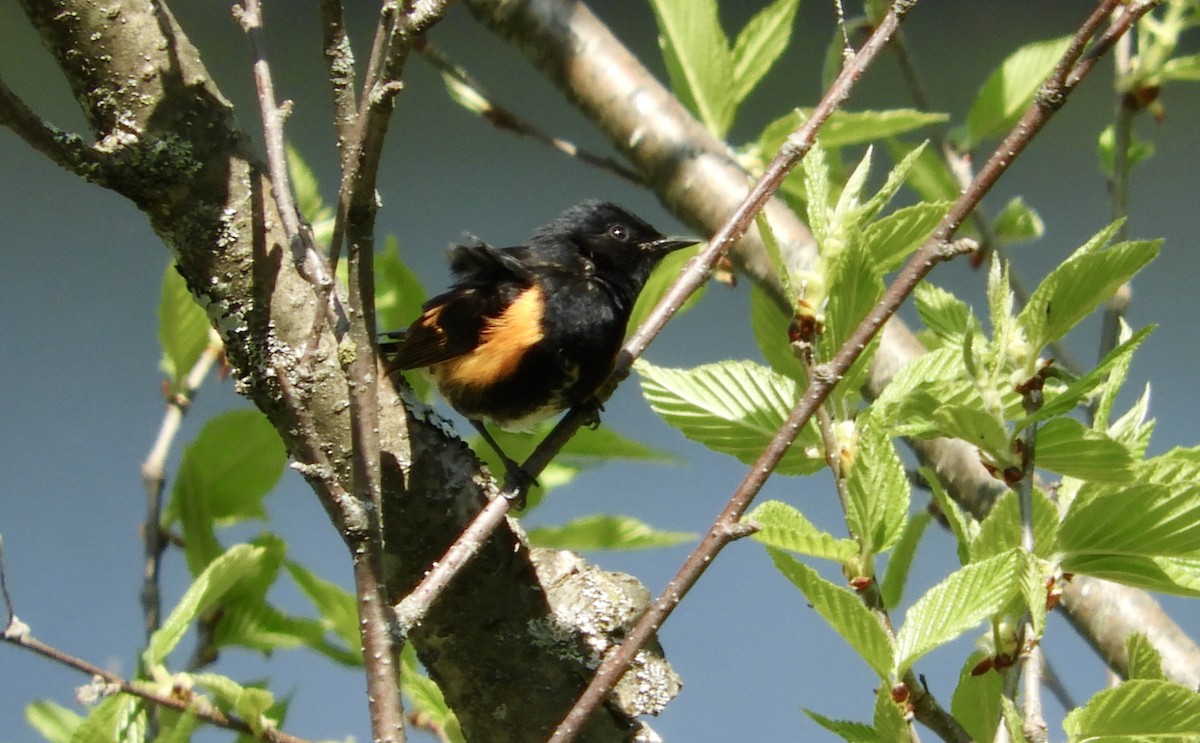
[3,1,1198,741]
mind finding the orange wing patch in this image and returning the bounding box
[434,285,545,388]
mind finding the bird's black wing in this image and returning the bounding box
[386,239,534,370]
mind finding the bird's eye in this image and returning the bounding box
[607,224,630,242]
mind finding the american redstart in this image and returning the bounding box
[381,200,698,483]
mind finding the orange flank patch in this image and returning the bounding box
[436,286,544,387]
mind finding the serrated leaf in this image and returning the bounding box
[760,109,949,153]
[964,36,1072,145]
[1036,417,1135,483]
[285,560,360,658]
[649,0,735,136]
[1126,633,1167,681]
[730,0,800,104]
[527,514,694,551]
[401,645,465,743]
[26,700,82,743]
[1061,553,1200,597]
[70,695,143,743]
[858,141,930,224]
[153,708,200,743]
[746,501,858,561]
[895,395,1014,467]
[749,283,806,381]
[768,549,895,678]
[952,651,1004,742]
[895,550,1023,672]
[885,138,960,203]
[1059,483,1200,560]
[1063,679,1200,742]
[863,201,951,273]
[1140,446,1200,488]
[189,674,275,735]
[158,264,213,388]
[845,422,909,554]
[923,466,977,565]
[992,196,1044,246]
[914,282,980,346]
[880,510,932,610]
[874,685,910,742]
[871,348,964,424]
[1019,236,1160,352]
[803,709,877,742]
[1020,326,1152,427]
[971,489,1059,562]
[636,358,824,475]
[803,143,833,244]
[144,544,266,667]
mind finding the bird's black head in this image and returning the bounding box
[533,200,698,294]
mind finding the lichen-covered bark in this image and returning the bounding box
[13,1,669,739]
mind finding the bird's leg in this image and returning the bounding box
[579,398,605,429]
[467,419,538,504]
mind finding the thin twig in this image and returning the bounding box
[414,38,643,184]
[1,625,312,743]
[548,1,1150,738]
[316,0,359,155]
[0,76,111,184]
[140,341,221,645]
[236,2,409,740]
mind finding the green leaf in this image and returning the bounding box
[636,358,823,475]
[402,645,465,743]
[144,543,266,667]
[760,109,948,153]
[730,0,800,104]
[1126,633,1167,681]
[873,685,909,742]
[1059,484,1200,559]
[1140,446,1200,489]
[914,282,979,346]
[894,395,1014,467]
[746,500,858,562]
[895,550,1023,672]
[749,283,806,381]
[285,144,332,227]
[871,348,964,424]
[803,709,877,742]
[885,138,960,203]
[189,674,275,736]
[1018,234,1160,352]
[1159,52,1200,83]
[924,466,976,566]
[649,0,735,136]
[803,142,833,244]
[971,489,1059,562]
[1035,417,1135,483]
[858,141,931,225]
[952,651,1004,742]
[158,264,213,388]
[168,410,286,574]
[845,421,909,554]
[880,510,932,610]
[26,700,82,743]
[1020,326,1152,427]
[167,408,286,527]
[863,201,951,273]
[526,514,694,551]
[992,196,1044,246]
[627,243,705,334]
[285,560,361,658]
[1098,124,1156,178]
[1063,679,1200,742]
[70,692,143,743]
[1060,554,1200,597]
[768,549,895,678]
[964,36,1072,146]
[152,708,200,743]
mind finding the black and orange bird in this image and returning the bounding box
[381,200,698,481]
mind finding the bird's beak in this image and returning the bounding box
[646,236,701,254]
